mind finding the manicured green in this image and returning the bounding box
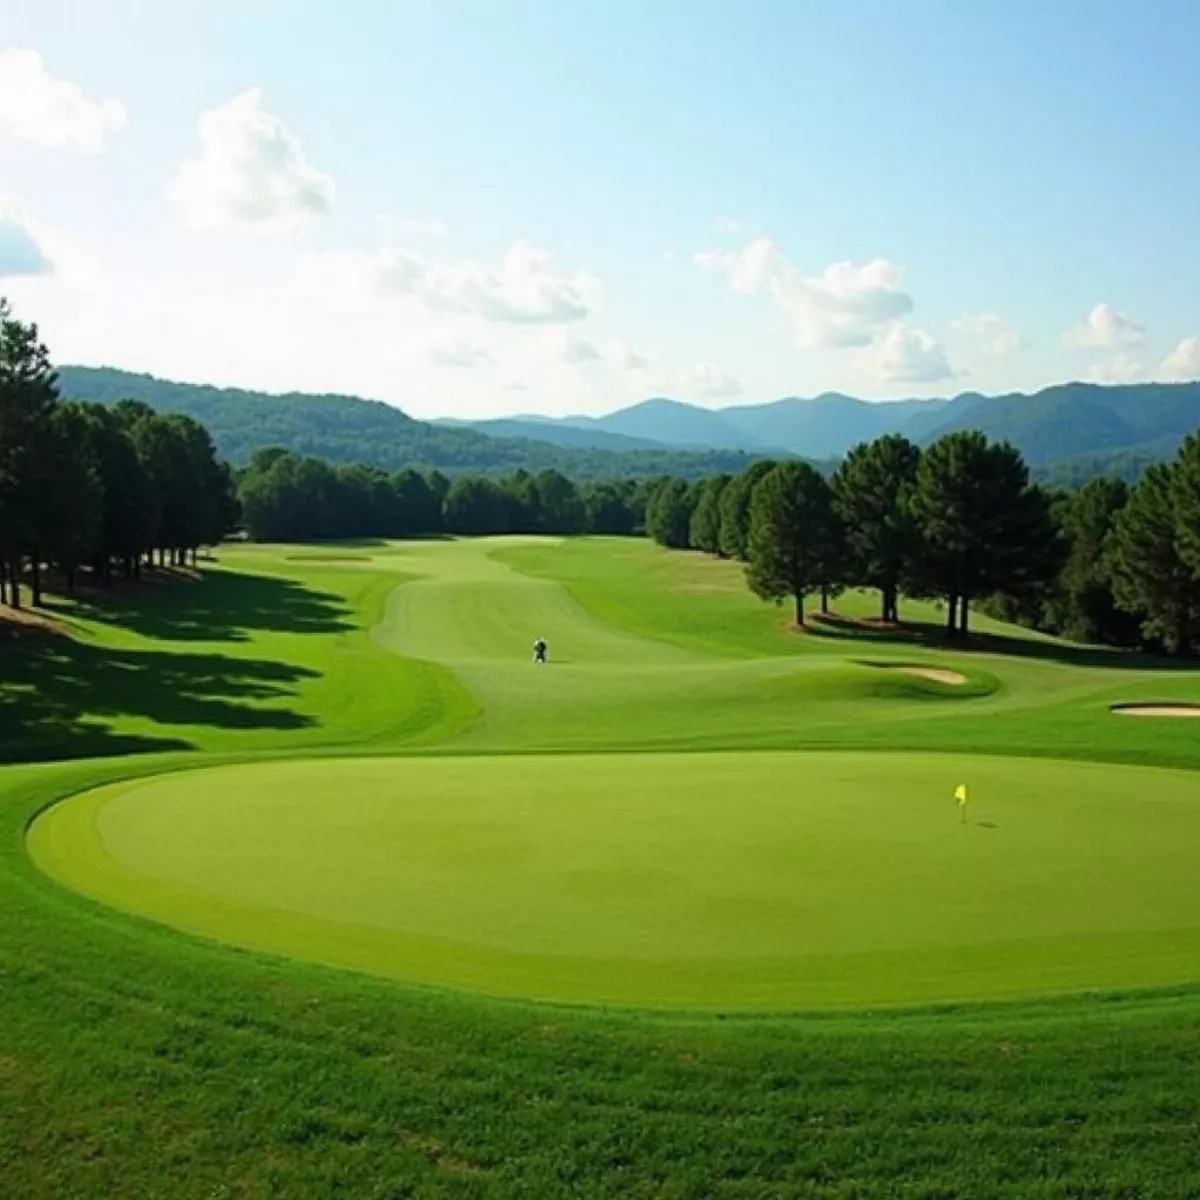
[31,752,1200,1007]
[5,535,1200,1196]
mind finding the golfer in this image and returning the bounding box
[533,638,548,664]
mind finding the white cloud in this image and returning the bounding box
[952,311,1023,356]
[0,193,93,284]
[426,334,490,368]
[293,239,601,324]
[422,240,601,324]
[697,238,914,349]
[1086,353,1145,384]
[0,194,53,277]
[1065,302,1145,349]
[871,324,956,383]
[0,48,126,152]
[168,87,334,236]
[1160,336,1200,382]
[684,363,744,399]
[715,215,743,235]
[376,214,449,239]
[620,348,649,370]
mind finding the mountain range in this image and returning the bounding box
[442,384,1200,468]
[55,366,1200,483]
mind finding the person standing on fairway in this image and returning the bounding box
[533,637,548,664]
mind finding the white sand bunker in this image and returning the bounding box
[879,665,967,685]
[1111,703,1200,718]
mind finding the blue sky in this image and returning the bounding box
[2,0,1199,417]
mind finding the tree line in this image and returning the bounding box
[237,447,650,541]
[643,431,1200,653]
[0,301,238,608]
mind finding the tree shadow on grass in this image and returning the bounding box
[0,633,318,764]
[43,569,355,644]
[806,612,1198,673]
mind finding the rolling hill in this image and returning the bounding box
[454,382,1200,469]
[54,367,778,480]
[55,366,1200,483]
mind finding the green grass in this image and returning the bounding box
[5,535,1200,1196]
[29,752,1200,1008]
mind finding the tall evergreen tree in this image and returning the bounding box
[832,434,920,623]
[645,478,694,549]
[0,298,60,606]
[689,474,731,554]
[718,460,776,560]
[1109,461,1199,653]
[909,431,1061,635]
[745,462,838,626]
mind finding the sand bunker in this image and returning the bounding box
[1111,703,1200,718]
[878,665,967,686]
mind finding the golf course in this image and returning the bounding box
[6,535,1200,1195]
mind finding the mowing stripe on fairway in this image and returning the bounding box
[28,750,1200,1009]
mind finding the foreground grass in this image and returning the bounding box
[4,536,1200,1196]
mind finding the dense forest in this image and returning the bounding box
[56,366,779,481]
[7,299,1200,655]
[0,303,237,607]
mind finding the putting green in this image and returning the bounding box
[29,751,1200,1008]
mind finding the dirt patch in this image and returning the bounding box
[0,605,69,639]
[286,554,373,563]
[876,664,967,685]
[1111,703,1200,718]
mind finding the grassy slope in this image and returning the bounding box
[4,537,1200,1196]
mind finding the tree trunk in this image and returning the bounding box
[10,560,21,609]
[795,593,805,627]
[0,560,6,606]
[946,594,958,635]
[66,567,77,593]
[30,558,42,607]
[959,595,970,637]
[820,585,830,615]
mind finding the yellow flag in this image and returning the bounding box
[954,784,968,806]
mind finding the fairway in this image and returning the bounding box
[30,751,1200,1007]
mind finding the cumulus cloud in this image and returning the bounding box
[697,238,914,349]
[1065,302,1146,349]
[0,194,53,277]
[952,311,1023,356]
[1086,353,1145,384]
[0,48,126,152]
[168,87,334,235]
[422,240,601,324]
[871,324,956,383]
[1160,336,1200,382]
[426,334,490,368]
[684,363,744,399]
[293,239,601,324]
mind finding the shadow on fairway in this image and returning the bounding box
[808,612,1196,672]
[0,633,318,764]
[44,569,354,644]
